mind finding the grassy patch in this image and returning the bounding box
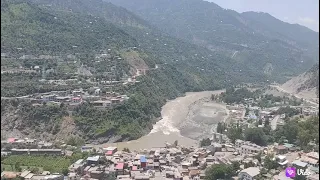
[1,155,71,173]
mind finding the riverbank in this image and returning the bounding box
[179,96,228,140]
[93,90,226,150]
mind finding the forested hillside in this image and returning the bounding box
[107,0,318,79]
[1,0,269,142]
[2,0,315,143]
[1,0,137,55]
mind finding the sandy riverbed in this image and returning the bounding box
[94,90,226,151]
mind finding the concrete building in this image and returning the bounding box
[238,167,261,180]
[235,140,263,155]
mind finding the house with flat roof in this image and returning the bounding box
[235,140,263,155]
[87,156,100,165]
[292,160,308,169]
[238,167,260,180]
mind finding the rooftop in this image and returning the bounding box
[292,160,308,167]
[240,167,260,177]
[87,156,100,162]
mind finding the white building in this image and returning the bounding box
[235,140,263,155]
[238,167,260,180]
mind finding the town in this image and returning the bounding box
[1,86,319,180]
[1,134,319,179]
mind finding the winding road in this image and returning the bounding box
[270,85,319,107]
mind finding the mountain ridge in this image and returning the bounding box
[281,64,319,100]
[1,0,268,143]
[106,0,318,78]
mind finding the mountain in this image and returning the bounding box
[1,0,268,142]
[1,0,139,55]
[281,64,319,100]
[106,0,318,79]
[241,11,319,60]
[241,11,318,49]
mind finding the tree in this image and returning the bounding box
[231,161,240,174]
[123,148,130,153]
[244,128,267,146]
[62,168,69,176]
[244,161,255,168]
[200,138,211,147]
[211,94,215,101]
[205,164,233,180]
[294,175,307,180]
[216,122,225,134]
[264,117,270,126]
[227,124,243,144]
[174,140,178,147]
[254,152,262,164]
[30,167,40,174]
[263,154,278,170]
[14,162,21,172]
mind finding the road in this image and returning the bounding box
[271,115,280,130]
[270,85,319,107]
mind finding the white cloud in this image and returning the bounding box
[283,17,289,20]
[298,17,318,25]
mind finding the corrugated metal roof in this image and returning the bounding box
[140,156,147,163]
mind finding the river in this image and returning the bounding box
[94,90,226,151]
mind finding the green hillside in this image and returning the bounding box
[106,0,318,78]
[0,0,276,142]
[1,0,137,55]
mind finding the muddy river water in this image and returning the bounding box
[95,90,227,150]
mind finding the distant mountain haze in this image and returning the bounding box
[106,0,319,78]
[207,0,319,32]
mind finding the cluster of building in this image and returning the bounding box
[66,140,319,180]
[226,102,319,132]
[1,171,64,180]
[1,135,319,180]
[22,89,130,109]
[1,137,65,156]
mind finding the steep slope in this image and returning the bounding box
[241,11,319,60]
[241,12,318,47]
[106,0,318,79]
[1,0,137,55]
[1,0,269,142]
[281,64,319,100]
[16,0,269,85]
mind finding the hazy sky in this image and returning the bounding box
[207,0,319,32]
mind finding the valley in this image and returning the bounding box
[0,0,319,179]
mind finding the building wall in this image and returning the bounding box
[238,172,253,180]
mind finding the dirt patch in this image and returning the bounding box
[54,116,80,141]
[121,50,149,74]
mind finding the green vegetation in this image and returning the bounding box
[272,106,300,118]
[257,94,302,108]
[108,0,318,80]
[226,124,243,144]
[66,136,85,147]
[220,87,259,104]
[1,99,68,138]
[274,116,319,149]
[216,122,226,134]
[205,163,239,180]
[225,116,319,150]
[1,155,71,173]
[263,154,278,170]
[200,138,211,147]
[0,0,316,143]
[1,0,137,55]
[244,128,267,146]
